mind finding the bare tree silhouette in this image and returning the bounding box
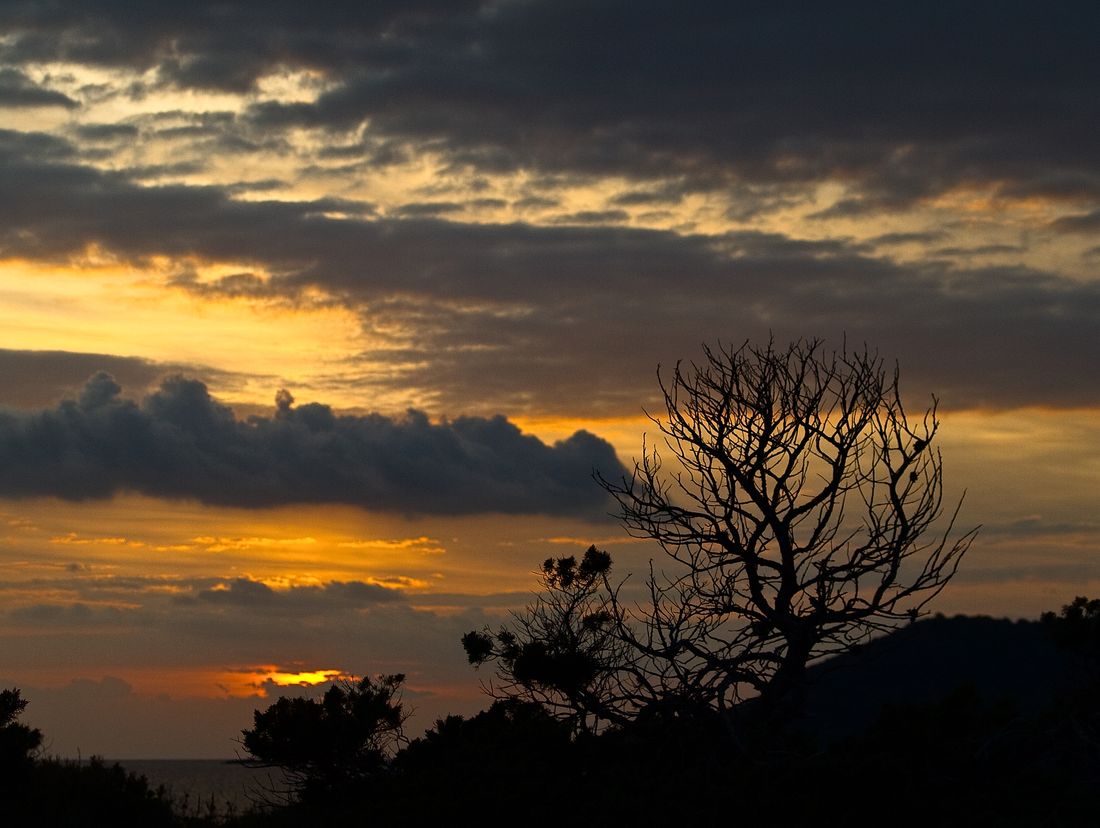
[467,338,978,733]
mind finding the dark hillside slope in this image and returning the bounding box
[801,615,1077,743]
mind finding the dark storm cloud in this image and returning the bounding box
[868,231,948,247]
[0,131,725,296]
[392,201,464,218]
[0,0,482,91]
[347,253,1100,415]
[0,574,406,623]
[122,161,206,180]
[932,244,1026,259]
[1049,210,1100,234]
[144,110,237,139]
[0,373,624,516]
[2,2,1097,206]
[0,67,77,108]
[0,132,370,263]
[610,187,688,207]
[550,209,631,225]
[8,602,137,625]
[0,128,74,161]
[241,1,1100,206]
[0,348,240,409]
[168,270,276,299]
[467,197,507,210]
[1,136,1098,413]
[71,122,140,142]
[513,196,559,211]
[190,577,403,609]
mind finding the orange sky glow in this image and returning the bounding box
[1,3,1098,758]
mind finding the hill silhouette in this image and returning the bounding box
[800,614,1078,744]
[5,606,1098,825]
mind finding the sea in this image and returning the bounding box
[111,759,291,818]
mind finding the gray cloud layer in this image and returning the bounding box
[1,130,1097,413]
[0,67,77,108]
[0,373,624,516]
[3,1,1097,207]
[0,7,1097,415]
[0,348,246,409]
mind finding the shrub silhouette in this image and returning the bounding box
[0,688,41,776]
[386,699,575,821]
[241,673,407,805]
[22,756,176,827]
[1041,596,1100,765]
[1042,595,1100,662]
[1,689,175,826]
[462,545,626,733]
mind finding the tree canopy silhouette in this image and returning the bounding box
[0,688,41,776]
[466,338,978,733]
[240,673,408,804]
[1042,596,1100,662]
[461,546,628,732]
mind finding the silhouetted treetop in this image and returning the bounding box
[0,688,41,773]
[1042,596,1100,660]
[466,337,978,735]
[241,673,408,804]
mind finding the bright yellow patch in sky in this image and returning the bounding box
[0,496,593,593]
[0,258,368,406]
[266,669,343,687]
[250,666,347,689]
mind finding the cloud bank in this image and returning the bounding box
[1,130,1098,414]
[0,373,625,516]
[1,3,1097,416]
[3,2,1098,205]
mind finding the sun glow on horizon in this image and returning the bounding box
[239,665,350,691]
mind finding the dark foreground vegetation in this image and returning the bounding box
[3,597,1098,827]
[4,341,1094,824]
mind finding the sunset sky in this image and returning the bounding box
[1,2,1098,758]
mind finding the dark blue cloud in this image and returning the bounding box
[191,578,403,609]
[1,133,1099,414]
[0,347,245,408]
[0,67,77,108]
[2,2,1097,203]
[0,373,624,516]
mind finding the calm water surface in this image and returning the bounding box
[113,759,290,816]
